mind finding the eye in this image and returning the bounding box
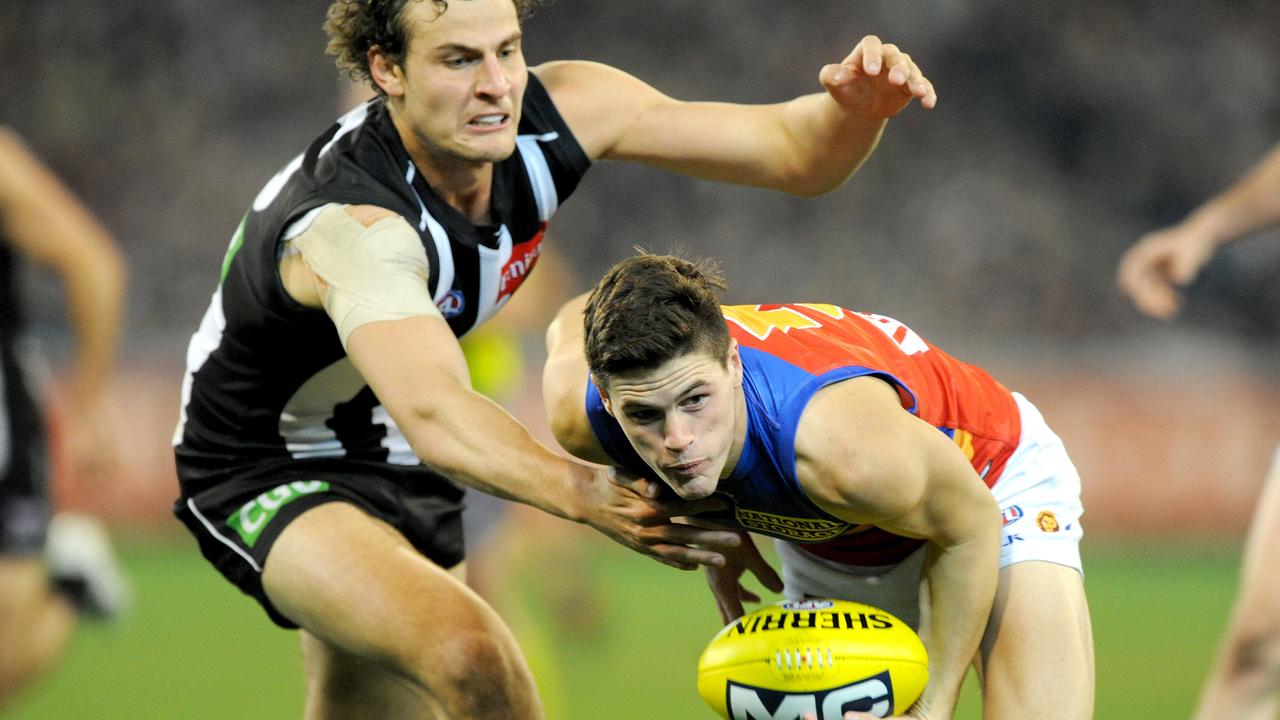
[443,55,475,69]
[681,394,708,409]
[626,409,661,424]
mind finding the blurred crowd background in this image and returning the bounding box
[3,1,1280,528]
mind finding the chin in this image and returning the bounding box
[671,478,717,501]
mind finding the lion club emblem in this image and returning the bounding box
[1036,510,1060,533]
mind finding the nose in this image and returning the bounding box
[663,414,693,454]
[474,54,512,99]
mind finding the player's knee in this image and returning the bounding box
[412,629,535,717]
[1225,627,1280,683]
[378,604,535,717]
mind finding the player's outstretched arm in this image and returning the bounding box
[280,213,740,570]
[794,376,1000,720]
[0,128,127,484]
[1118,141,1280,319]
[350,313,740,570]
[535,35,934,198]
[1193,454,1280,719]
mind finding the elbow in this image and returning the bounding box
[783,177,845,199]
[101,244,128,299]
[769,162,855,198]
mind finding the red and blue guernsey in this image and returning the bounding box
[585,303,1022,566]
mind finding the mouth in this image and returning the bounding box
[466,112,511,132]
[664,459,707,477]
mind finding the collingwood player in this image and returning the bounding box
[172,0,937,716]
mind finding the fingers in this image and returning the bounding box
[825,35,938,113]
[648,545,719,571]
[708,576,746,623]
[658,493,731,516]
[644,523,741,548]
[1117,234,1182,319]
[608,468,663,498]
[741,538,785,593]
[841,35,882,76]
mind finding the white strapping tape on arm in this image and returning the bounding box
[290,204,441,348]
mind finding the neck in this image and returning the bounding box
[721,383,749,479]
[390,106,495,224]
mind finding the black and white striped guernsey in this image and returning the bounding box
[174,76,590,492]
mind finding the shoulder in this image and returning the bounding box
[531,60,639,96]
[793,375,923,523]
[530,61,669,161]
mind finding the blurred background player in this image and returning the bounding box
[543,253,1094,720]
[1118,141,1280,720]
[0,128,129,707]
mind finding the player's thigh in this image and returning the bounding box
[0,556,47,619]
[978,560,1093,720]
[262,502,514,676]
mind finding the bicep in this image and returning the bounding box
[534,60,789,182]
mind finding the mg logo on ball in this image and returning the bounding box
[726,671,895,719]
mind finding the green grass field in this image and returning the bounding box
[4,532,1242,719]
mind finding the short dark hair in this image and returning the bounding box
[324,0,541,93]
[583,253,732,387]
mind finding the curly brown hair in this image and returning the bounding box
[583,253,732,387]
[324,0,542,92]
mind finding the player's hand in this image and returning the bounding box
[1117,222,1217,319]
[581,466,742,570]
[820,35,937,118]
[702,531,785,623]
[61,390,125,491]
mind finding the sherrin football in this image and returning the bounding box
[696,599,928,720]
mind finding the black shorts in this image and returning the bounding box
[0,350,51,557]
[174,456,466,629]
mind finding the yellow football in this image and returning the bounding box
[696,599,928,720]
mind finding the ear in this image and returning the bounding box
[368,46,406,98]
[727,340,743,387]
[591,375,616,417]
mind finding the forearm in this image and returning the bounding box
[63,248,126,403]
[399,382,593,522]
[1184,143,1280,246]
[777,92,888,197]
[915,535,999,716]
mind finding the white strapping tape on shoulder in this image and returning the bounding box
[290,204,441,347]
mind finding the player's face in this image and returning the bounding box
[390,0,527,165]
[601,347,746,501]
